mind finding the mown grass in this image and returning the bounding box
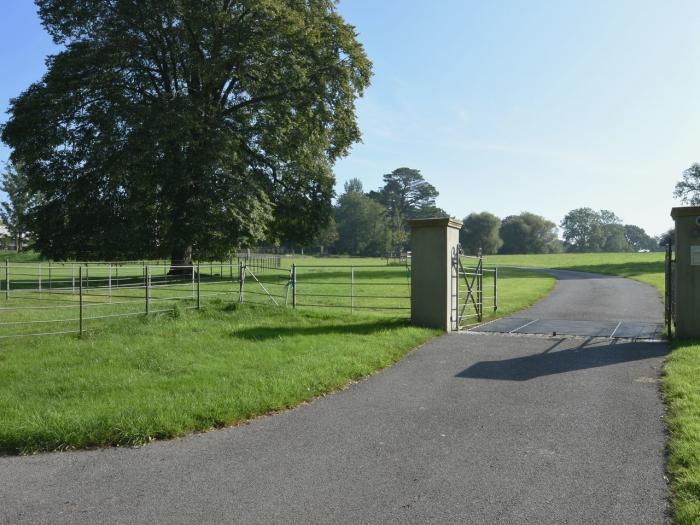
[663,340,700,525]
[0,256,554,454]
[0,303,439,454]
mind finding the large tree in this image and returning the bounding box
[370,168,441,219]
[368,167,446,252]
[460,212,502,255]
[499,212,561,254]
[560,208,605,252]
[674,163,700,205]
[1,1,372,266]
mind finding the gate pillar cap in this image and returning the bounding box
[408,217,463,229]
[671,206,700,218]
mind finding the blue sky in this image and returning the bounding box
[2,1,699,235]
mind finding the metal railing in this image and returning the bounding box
[0,262,241,340]
[239,263,412,315]
[665,242,676,338]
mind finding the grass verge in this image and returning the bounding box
[0,264,554,455]
[663,340,700,524]
[0,303,439,454]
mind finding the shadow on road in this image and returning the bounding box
[456,338,668,381]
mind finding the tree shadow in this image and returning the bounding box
[232,318,412,340]
[456,338,668,381]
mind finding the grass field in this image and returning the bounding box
[486,251,665,295]
[0,255,554,454]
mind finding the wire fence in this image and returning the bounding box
[239,263,412,314]
[0,260,413,341]
[0,262,242,341]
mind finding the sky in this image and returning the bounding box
[2,2,700,236]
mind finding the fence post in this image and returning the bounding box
[238,263,245,304]
[38,263,42,296]
[108,263,112,303]
[351,266,355,314]
[494,267,498,311]
[292,264,297,309]
[197,263,201,309]
[5,259,8,300]
[48,261,52,292]
[145,264,150,315]
[478,253,483,322]
[79,266,84,336]
[85,265,89,289]
[665,242,673,339]
[115,264,119,289]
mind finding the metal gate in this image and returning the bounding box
[665,242,675,338]
[452,245,498,331]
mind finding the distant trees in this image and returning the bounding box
[560,208,633,252]
[295,168,668,257]
[334,180,389,256]
[560,208,605,252]
[674,164,700,205]
[658,229,675,247]
[0,163,34,252]
[325,168,446,256]
[623,225,658,252]
[368,167,446,254]
[460,212,502,255]
[499,212,562,254]
[312,217,339,255]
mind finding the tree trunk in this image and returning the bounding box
[169,245,193,276]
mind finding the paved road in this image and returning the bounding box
[0,270,669,524]
[472,269,664,339]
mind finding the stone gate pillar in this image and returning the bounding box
[671,206,700,338]
[408,217,463,331]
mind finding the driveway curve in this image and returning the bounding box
[0,269,669,524]
[472,268,664,339]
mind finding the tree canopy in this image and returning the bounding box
[460,212,502,255]
[560,208,633,252]
[2,0,372,264]
[674,163,700,206]
[499,212,561,254]
[0,163,34,252]
[369,168,441,219]
[334,179,389,256]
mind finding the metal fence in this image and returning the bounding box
[665,243,676,338]
[236,253,282,273]
[239,263,412,314]
[0,262,241,340]
[0,259,414,341]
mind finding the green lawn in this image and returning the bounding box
[0,256,554,454]
[664,341,700,524]
[486,251,665,295]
